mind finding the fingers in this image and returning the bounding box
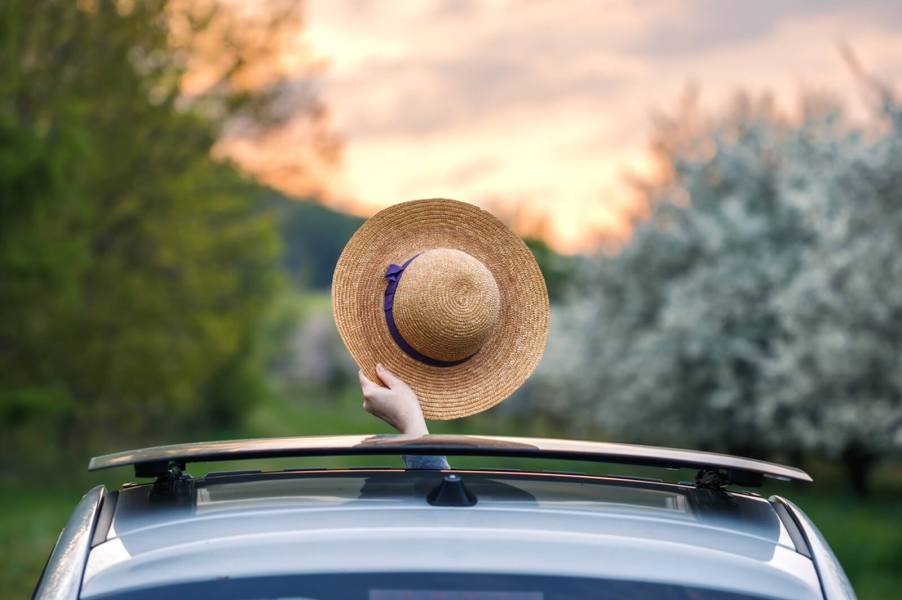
[358,368,374,389]
[358,370,375,398]
[360,368,397,411]
[375,362,403,389]
[359,369,379,409]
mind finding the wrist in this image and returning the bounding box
[400,424,428,437]
[399,415,429,437]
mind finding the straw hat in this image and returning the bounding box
[332,199,549,420]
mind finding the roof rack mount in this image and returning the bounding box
[89,434,811,488]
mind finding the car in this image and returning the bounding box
[33,434,855,599]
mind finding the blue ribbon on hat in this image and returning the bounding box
[384,254,474,368]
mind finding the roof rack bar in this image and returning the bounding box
[88,434,811,486]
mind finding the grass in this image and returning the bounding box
[5,387,901,599]
[764,467,902,600]
[781,488,902,599]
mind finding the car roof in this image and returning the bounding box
[81,468,822,599]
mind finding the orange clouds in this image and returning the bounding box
[222,0,902,253]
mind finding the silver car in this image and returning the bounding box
[34,435,855,599]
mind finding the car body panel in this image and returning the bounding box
[81,470,823,599]
[33,485,106,600]
[771,496,856,600]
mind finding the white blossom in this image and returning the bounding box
[529,91,902,469]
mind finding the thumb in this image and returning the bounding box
[375,363,403,389]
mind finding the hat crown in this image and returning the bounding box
[393,248,500,362]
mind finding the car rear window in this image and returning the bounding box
[88,572,772,600]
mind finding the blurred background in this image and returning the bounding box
[2,0,901,597]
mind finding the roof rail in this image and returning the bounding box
[89,434,811,487]
[33,485,106,600]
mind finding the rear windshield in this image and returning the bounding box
[90,572,771,600]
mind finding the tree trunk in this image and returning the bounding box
[842,445,874,498]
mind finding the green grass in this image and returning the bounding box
[763,466,902,600]
[0,487,68,599]
[784,488,902,599]
[5,387,901,599]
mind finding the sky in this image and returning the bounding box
[226,0,902,253]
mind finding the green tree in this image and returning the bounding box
[0,0,331,467]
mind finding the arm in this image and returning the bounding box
[359,363,450,470]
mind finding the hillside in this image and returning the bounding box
[262,191,365,289]
[263,191,576,298]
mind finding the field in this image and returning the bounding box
[5,386,901,599]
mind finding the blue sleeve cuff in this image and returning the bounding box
[403,455,450,470]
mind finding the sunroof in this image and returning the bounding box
[194,471,691,518]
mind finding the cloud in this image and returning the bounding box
[432,0,478,19]
[326,54,624,137]
[630,0,902,58]
[243,0,902,252]
[442,157,503,186]
[306,0,642,138]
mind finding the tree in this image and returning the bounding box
[534,93,812,452]
[762,88,902,495]
[530,88,902,493]
[0,0,334,467]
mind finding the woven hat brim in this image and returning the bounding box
[332,199,550,420]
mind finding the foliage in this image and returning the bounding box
[762,88,902,492]
[532,89,902,490]
[0,0,329,466]
[264,191,364,289]
[525,236,578,302]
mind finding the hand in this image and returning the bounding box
[359,363,429,436]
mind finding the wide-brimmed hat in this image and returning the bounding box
[332,199,549,420]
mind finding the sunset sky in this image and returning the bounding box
[228,0,902,253]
